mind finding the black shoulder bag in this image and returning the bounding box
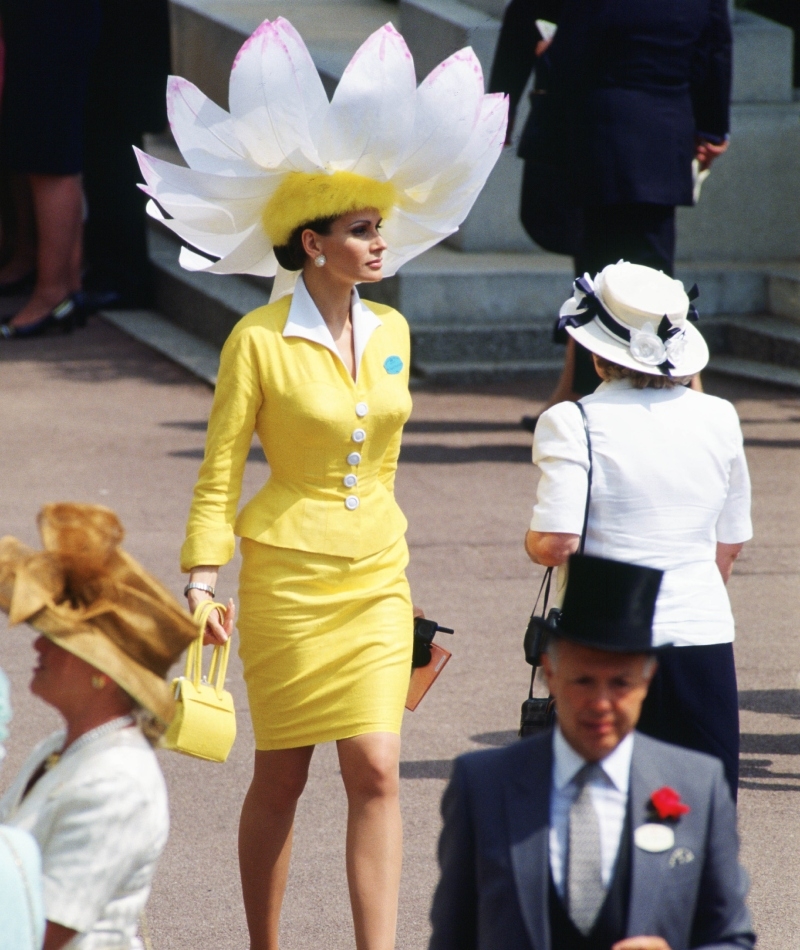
[519,402,593,737]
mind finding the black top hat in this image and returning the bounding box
[552,554,665,653]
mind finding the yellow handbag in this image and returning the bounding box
[162,601,237,762]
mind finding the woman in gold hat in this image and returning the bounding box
[0,503,201,950]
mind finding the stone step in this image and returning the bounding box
[101,309,219,385]
[708,356,800,390]
[149,227,800,383]
[710,313,800,368]
[767,266,800,323]
[411,322,560,366]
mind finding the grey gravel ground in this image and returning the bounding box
[1,317,799,949]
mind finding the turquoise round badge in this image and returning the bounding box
[384,355,403,375]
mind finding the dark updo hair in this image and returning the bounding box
[273,216,336,271]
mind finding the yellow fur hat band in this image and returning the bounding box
[262,171,397,247]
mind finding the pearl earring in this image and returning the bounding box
[91,675,107,690]
[314,254,327,268]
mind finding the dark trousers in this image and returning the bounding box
[637,642,740,801]
[569,202,677,394]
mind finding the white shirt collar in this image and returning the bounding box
[594,378,635,393]
[553,726,633,794]
[282,275,382,380]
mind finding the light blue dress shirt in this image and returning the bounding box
[549,727,634,899]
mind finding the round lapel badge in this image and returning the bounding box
[634,823,675,853]
[384,355,403,375]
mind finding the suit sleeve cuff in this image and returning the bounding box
[180,529,236,572]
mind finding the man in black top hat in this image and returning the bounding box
[429,554,754,950]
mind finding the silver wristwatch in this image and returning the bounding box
[184,582,215,598]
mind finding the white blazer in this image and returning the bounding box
[531,379,752,647]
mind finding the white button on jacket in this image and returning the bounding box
[343,474,358,488]
[355,402,369,417]
[352,428,366,443]
[345,496,360,510]
[347,452,362,466]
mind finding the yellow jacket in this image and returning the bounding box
[180,294,412,570]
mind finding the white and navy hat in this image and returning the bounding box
[558,261,708,377]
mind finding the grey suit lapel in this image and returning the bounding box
[627,732,700,944]
[627,736,662,938]
[506,736,553,950]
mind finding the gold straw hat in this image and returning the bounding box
[0,504,198,723]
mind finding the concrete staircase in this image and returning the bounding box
[148,223,800,386]
[122,1,800,390]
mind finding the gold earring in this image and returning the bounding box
[91,675,107,690]
[314,254,326,268]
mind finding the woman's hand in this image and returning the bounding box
[187,591,235,646]
[185,566,235,645]
[413,605,425,619]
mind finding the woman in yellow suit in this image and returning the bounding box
[136,17,507,949]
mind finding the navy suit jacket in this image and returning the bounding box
[429,731,755,950]
[513,0,732,207]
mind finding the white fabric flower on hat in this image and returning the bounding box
[135,18,507,290]
[664,329,688,365]
[628,322,667,366]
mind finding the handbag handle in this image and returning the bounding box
[187,601,232,698]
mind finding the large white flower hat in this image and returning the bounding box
[135,18,507,300]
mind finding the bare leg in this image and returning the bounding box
[338,732,403,950]
[238,746,315,950]
[11,173,83,329]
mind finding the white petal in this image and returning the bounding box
[179,224,276,276]
[392,48,485,189]
[146,200,250,258]
[318,23,416,178]
[166,76,261,176]
[399,93,507,230]
[269,265,300,302]
[135,147,273,201]
[136,147,279,232]
[141,182,265,233]
[379,208,453,276]
[228,18,328,169]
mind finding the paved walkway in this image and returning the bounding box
[1,318,799,949]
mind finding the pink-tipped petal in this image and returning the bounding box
[318,23,416,177]
[228,18,328,168]
[392,47,485,189]
[408,93,508,225]
[166,76,260,176]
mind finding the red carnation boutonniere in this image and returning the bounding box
[649,786,691,822]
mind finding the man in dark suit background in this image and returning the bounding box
[429,554,754,950]
[490,0,732,405]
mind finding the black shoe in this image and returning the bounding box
[0,295,78,339]
[521,415,539,433]
[0,271,35,297]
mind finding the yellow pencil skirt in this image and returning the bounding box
[237,535,413,750]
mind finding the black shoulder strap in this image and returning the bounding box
[575,401,593,554]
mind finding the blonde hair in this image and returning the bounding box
[593,355,692,390]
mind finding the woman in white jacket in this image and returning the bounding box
[0,503,200,950]
[525,261,752,799]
